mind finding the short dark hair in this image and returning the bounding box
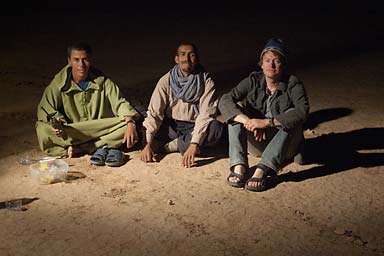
[259,38,287,66]
[259,49,286,67]
[175,43,199,57]
[67,42,93,58]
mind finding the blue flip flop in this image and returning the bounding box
[90,148,109,166]
[105,149,125,167]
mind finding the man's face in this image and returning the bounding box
[175,45,199,77]
[67,50,91,82]
[261,51,283,80]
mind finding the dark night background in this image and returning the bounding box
[2,1,382,100]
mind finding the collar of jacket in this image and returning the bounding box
[258,72,289,94]
[60,65,105,93]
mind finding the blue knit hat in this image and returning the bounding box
[260,38,288,62]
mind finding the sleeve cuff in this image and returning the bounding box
[191,133,205,146]
[146,133,154,144]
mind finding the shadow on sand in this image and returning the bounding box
[280,127,384,183]
[0,197,39,211]
[278,107,384,183]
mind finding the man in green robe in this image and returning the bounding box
[36,42,139,166]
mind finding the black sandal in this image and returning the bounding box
[227,171,246,188]
[245,176,268,192]
[245,164,276,192]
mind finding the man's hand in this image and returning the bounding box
[244,118,269,132]
[51,118,64,137]
[122,122,138,148]
[140,143,158,162]
[253,129,266,142]
[182,143,199,168]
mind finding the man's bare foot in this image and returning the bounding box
[245,165,277,192]
[229,165,246,183]
[246,168,265,188]
[227,164,247,188]
[67,146,74,158]
[67,146,84,158]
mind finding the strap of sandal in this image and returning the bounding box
[229,171,244,180]
[255,163,277,177]
[92,148,108,157]
[106,149,123,161]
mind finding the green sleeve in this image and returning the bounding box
[37,85,66,123]
[104,79,138,119]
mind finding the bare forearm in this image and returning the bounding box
[233,114,250,124]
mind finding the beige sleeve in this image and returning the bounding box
[191,76,218,145]
[142,73,170,143]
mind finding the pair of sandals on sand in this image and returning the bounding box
[227,164,277,192]
[90,148,125,167]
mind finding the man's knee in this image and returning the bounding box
[36,121,52,148]
[36,121,68,156]
[205,120,227,145]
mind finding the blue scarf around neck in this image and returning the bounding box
[169,64,205,115]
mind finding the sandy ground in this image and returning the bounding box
[1,7,383,256]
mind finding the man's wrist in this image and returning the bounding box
[190,142,199,148]
[126,119,136,125]
[268,118,274,127]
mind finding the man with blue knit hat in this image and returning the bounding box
[218,38,309,191]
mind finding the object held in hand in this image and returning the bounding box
[50,117,67,140]
[41,107,67,139]
[50,117,61,129]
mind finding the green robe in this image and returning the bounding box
[36,65,138,156]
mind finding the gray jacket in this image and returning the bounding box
[218,71,309,130]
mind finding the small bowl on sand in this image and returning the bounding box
[30,158,69,185]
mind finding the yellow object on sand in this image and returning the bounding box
[39,162,48,171]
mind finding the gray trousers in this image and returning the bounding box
[228,122,303,172]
